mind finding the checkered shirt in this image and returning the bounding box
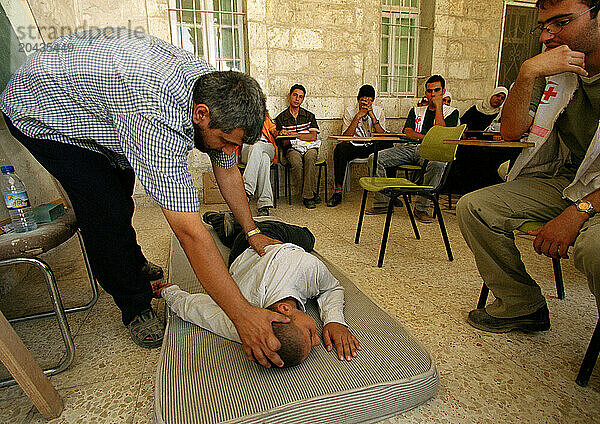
[0,29,235,212]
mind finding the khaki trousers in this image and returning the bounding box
[286,148,318,200]
[456,174,600,317]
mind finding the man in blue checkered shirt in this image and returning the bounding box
[0,29,290,367]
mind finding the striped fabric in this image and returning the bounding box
[155,230,438,424]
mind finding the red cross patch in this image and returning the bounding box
[540,80,558,104]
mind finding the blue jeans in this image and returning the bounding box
[373,144,446,212]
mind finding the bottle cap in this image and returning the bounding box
[1,166,15,174]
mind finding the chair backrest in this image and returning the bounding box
[418,124,466,163]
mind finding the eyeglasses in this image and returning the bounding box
[530,4,598,36]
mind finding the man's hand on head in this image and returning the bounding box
[522,45,587,79]
[323,322,361,361]
[248,233,282,256]
[233,305,290,368]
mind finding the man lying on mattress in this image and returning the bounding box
[152,212,361,367]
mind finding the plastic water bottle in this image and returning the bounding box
[1,165,38,233]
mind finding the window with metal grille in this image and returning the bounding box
[380,0,420,97]
[168,0,246,72]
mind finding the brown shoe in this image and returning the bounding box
[365,206,388,215]
[413,209,434,223]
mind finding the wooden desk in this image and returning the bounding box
[0,311,63,418]
[444,139,534,148]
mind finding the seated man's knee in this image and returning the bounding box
[456,190,484,221]
[573,220,600,294]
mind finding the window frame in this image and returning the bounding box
[168,0,248,72]
[379,0,421,97]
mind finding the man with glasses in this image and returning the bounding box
[368,75,459,222]
[457,0,600,333]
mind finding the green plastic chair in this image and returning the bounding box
[354,124,466,267]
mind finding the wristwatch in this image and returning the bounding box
[575,200,597,217]
[246,227,261,239]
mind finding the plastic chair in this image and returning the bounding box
[342,158,369,193]
[0,206,98,387]
[354,125,466,267]
[476,220,598,387]
[282,157,327,205]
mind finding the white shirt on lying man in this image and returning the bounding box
[162,243,347,343]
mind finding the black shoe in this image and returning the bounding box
[141,261,164,281]
[327,192,342,207]
[202,211,223,226]
[257,206,270,216]
[127,308,164,349]
[467,304,550,333]
[313,192,322,204]
[303,198,317,209]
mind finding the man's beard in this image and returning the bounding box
[194,126,211,153]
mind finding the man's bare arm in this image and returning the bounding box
[160,208,288,367]
[529,188,600,259]
[404,127,424,141]
[502,46,587,141]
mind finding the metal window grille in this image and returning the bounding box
[380,0,420,97]
[168,0,246,72]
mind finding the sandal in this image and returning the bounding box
[127,308,164,349]
[141,261,164,281]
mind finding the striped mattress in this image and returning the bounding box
[155,229,438,423]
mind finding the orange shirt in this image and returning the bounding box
[262,115,279,164]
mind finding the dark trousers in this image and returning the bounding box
[332,141,393,187]
[4,115,151,325]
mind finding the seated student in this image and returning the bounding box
[241,112,279,216]
[275,85,321,209]
[457,0,600,333]
[460,87,508,131]
[442,91,453,106]
[327,84,389,207]
[154,214,361,367]
[444,86,512,194]
[369,75,459,222]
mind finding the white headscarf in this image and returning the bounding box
[476,86,508,115]
[443,91,452,102]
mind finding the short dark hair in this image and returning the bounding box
[357,84,376,99]
[266,303,309,368]
[290,84,306,95]
[426,75,446,89]
[537,0,599,18]
[193,71,266,144]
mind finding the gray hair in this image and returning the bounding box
[193,71,266,144]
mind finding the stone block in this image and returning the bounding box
[248,21,267,47]
[267,26,290,49]
[247,0,266,21]
[447,41,463,60]
[291,28,323,50]
[448,60,471,79]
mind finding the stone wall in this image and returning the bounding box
[4,0,526,205]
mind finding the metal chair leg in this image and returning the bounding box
[552,258,565,300]
[576,318,600,387]
[477,284,489,309]
[377,201,395,267]
[354,189,369,244]
[272,165,278,208]
[9,230,98,323]
[404,195,420,240]
[316,165,322,198]
[432,197,453,261]
[0,257,75,387]
[324,164,328,201]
